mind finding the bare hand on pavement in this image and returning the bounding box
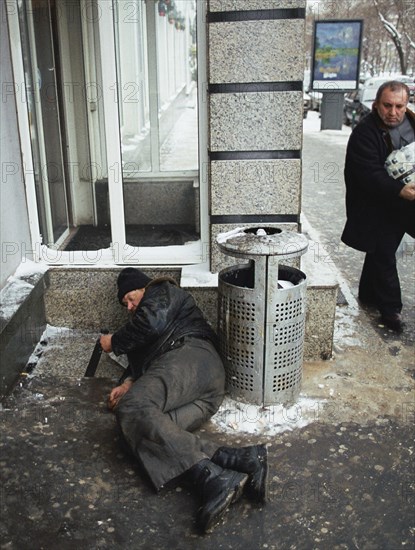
[108,380,134,410]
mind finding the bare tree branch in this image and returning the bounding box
[405,33,415,52]
[372,0,407,73]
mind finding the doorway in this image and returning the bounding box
[17,0,70,248]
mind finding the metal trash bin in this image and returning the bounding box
[217,227,309,406]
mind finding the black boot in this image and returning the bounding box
[186,459,248,533]
[211,444,268,503]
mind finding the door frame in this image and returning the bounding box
[6,1,42,259]
[27,0,70,249]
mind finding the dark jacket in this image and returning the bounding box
[341,108,415,252]
[111,278,218,381]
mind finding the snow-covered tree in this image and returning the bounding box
[372,0,414,75]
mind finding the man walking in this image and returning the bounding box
[341,80,415,331]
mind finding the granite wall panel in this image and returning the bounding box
[209,0,306,11]
[211,159,301,215]
[209,91,303,151]
[209,19,305,84]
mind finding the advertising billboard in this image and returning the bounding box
[311,19,363,91]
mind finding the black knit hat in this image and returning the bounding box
[117,268,152,303]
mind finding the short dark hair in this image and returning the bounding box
[375,80,410,103]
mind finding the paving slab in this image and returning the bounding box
[0,314,414,550]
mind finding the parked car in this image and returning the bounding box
[343,89,363,126]
[359,76,391,110]
[343,85,378,127]
[394,75,415,101]
[343,77,391,127]
[303,69,323,112]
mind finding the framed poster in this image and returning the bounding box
[311,19,363,91]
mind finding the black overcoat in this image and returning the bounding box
[111,278,218,381]
[341,108,415,252]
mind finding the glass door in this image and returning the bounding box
[18,0,70,247]
[114,0,200,249]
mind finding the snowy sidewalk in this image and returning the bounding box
[1,326,413,548]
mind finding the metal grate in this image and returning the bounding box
[272,369,302,393]
[272,321,305,347]
[274,297,303,322]
[228,298,256,322]
[226,345,255,369]
[217,227,308,406]
[225,368,255,392]
[273,341,304,370]
[218,268,307,404]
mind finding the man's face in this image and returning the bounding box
[122,289,145,314]
[374,88,408,128]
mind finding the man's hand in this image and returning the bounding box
[100,333,113,352]
[108,379,134,410]
[399,183,415,201]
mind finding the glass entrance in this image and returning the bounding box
[17,0,70,247]
[11,0,205,264]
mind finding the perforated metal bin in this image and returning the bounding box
[217,227,309,406]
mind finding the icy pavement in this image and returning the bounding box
[1,284,413,547]
[1,360,413,549]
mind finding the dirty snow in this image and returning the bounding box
[303,110,352,141]
[216,227,246,244]
[211,395,324,436]
[21,324,325,436]
[301,207,363,350]
[22,325,78,380]
[0,278,34,319]
[180,263,219,287]
[13,258,48,278]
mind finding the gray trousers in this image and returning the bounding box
[115,337,226,490]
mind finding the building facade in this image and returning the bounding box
[2,0,306,273]
[1,0,338,397]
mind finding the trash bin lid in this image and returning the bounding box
[217,227,309,259]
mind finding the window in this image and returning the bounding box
[115,0,198,176]
[114,0,201,250]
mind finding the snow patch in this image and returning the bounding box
[216,227,246,244]
[181,263,219,287]
[211,395,323,435]
[1,259,48,320]
[0,278,34,320]
[303,110,352,141]
[23,325,74,376]
[14,259,48,278]
[334,307,362,349]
